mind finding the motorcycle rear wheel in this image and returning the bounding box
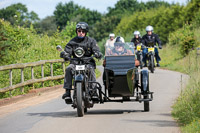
[76,82,84,117]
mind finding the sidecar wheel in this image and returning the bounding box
[141,70,150,112]
[76,82,84,117]
[84,107,87,113]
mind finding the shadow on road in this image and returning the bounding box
[123,119,178,127]
[87,109,143,115]
[27,109,143,118]
[28,111,77,118]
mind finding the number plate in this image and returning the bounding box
[137,45,141,51]
[75,65,85,70]
[148,47,154,52]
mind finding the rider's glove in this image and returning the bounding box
[60,51,70,60]
[94,52,103,59]
[158,45,162,49]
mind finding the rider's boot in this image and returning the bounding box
[156,62,160,67]
[62,89,72,104]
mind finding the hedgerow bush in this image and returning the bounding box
[0,19,71,98]
[168,24,197,57]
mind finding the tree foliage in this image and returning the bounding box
[115,0,200,44]
[54,1,102,30]
[34,16,57,36]
[92,0,171,42]
[0,3,39,26]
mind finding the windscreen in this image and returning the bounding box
[105,42,135,56]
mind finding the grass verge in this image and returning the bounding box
[160,44,200,133]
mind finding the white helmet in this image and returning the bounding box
[115,36,125,43]
[146,25,153,32]
[109,33,115,38]
[133,31,140,36]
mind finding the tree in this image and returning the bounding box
[0,3,39,26]
[54,1,80,30]
[54,1,102,30]
[34,16,57,36]
[90,16,120,41]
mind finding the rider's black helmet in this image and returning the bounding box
[76,22,89,32]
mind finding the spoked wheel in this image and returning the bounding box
[141,70,150,112]
[139,54,143,69]
[150,55,154,73]
[76,82,84,117]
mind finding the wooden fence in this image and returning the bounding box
[0,59,65,94]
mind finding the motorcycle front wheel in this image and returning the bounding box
[76,82,84,117]
[139,54,143,69]
[150,55,154,73]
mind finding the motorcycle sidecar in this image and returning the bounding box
[100,55,153,111]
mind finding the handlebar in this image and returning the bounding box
[66,56,95,63]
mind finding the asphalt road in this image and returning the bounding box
[0,66,188,133]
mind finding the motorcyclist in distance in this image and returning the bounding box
[60,22,102,103]
[131,31,142,48]
[142,25,162,67]
[105,33,115,48]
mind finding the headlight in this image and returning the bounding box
[74,47,85,58]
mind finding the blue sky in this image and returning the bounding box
[0,0,188,19]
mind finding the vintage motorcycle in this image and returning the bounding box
[57,42,153,117]
[56,45,101,117]
[146,46,156,73]
[135,43,143,69]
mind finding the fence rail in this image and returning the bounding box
[0,59,65,93]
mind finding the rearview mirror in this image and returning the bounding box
[56,45,63,51]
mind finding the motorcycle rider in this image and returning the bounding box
[61,22,102,102]
[142,25,162,67]
[107,36,132,55]
[131,31,142,47]
[105,33,115,48]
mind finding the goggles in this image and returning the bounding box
[76,24,87,30]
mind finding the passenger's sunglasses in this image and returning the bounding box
[77,30,86,33]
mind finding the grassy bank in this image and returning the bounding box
[159,28,200,132]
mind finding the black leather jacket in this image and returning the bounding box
[131,37,142,47]
[142,33,162,47]
[64,36,101,67]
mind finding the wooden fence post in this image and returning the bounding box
[62,62,65,75]
[31,67,34,89]
[41,64,44,87]
[9,69,12,97]
[50,63,53,77]
[21,68,24,93]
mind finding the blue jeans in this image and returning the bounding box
[142,48,161,64]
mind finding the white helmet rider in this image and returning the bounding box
[133,31,140,37]
[114,36,125,43]
[146,25,154,32]
[109,33,115,38]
